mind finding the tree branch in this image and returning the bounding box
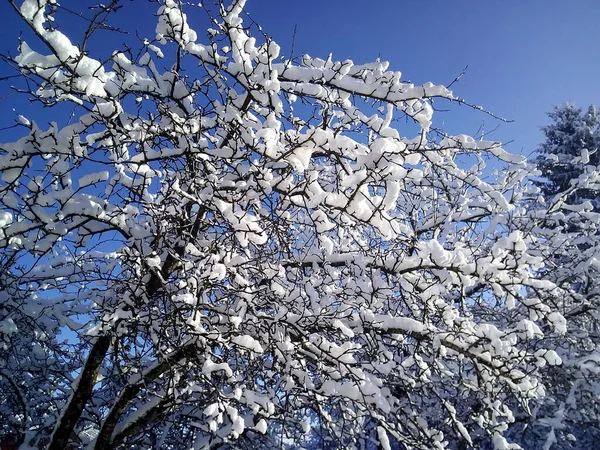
[93,341,199,450]
[47,335,112,450]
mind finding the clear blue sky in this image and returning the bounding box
[244,0,600,156]
[1,0,599,157]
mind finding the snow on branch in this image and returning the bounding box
[0,1,594,450]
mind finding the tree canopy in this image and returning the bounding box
[535,103,600,206]
[0,1,599,450]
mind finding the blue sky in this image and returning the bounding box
[244,0,600,156]
[1,0,599,157]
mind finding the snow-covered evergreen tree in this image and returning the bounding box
[535,104,600,207]
[497,105,600,449]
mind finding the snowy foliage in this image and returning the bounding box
[509,195,600,449]
[504,105,600,449]
[0,1,597,449]
[534,104,600,207]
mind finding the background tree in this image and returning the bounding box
[534,103,600,206]
[493,104,600,449]
[0,1,580,449]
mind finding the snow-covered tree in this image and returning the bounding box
[501,103,600,449]
[499,109,600,449]
[0,1,578,449]
[535,103,600,207]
